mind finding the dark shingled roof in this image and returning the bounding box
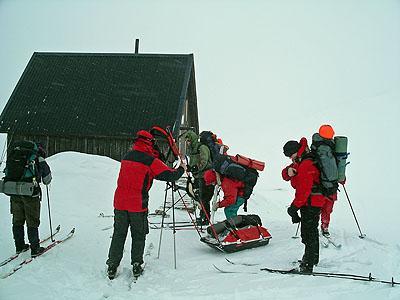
[0,52,198,138]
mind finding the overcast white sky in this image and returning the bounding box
[0,0,399,192]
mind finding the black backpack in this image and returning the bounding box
[311,133,339,196]
[199,131,259,200]
[5,141,39,182]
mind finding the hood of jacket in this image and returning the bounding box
[184,130,202,152]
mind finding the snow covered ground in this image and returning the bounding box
[1,1,400,299]
[1,151,400,300]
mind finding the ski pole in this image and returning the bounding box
[172,182,177,270]
[46,185,55,242]
[157,182,170,259]
[342,184,366,239]
[292,223,300,239]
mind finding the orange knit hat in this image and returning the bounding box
[319,125,335,139]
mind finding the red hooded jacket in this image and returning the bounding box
[114,139,184,212]
[282,138,325,208]
[204,170,245,208]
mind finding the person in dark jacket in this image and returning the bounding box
[8,142,52,257]
[282,137,324,273]
[106,130,185,280]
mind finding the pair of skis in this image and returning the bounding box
[1,227,75,279]
[213,258,399,286]
[0,225,61,268]
[321,234,342,248]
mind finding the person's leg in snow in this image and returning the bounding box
[320,195,336,236]
[24,196,44,257]
[300,206,321,273]
[198,178,214,224]
[128,211,148,277]
[106,209,130,279]
[11,196,28,253]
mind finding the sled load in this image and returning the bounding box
[200,214,272,253]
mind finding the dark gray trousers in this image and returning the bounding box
[106,209,149,267]
[300,206,321,266]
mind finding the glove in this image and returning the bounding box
[212,201,219,211]
[287,167,297,177]
[339,177,346,185]
[287,204,301,224]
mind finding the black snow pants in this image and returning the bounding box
[198,178,215,220]
[107,209,149,267]
[300,206,321,266]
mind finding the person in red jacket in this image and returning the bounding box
[203,169,246,220]
[106,130,185,280]
[282,137,324,273]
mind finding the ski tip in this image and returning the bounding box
[71,228,76,234]
[212,264,223,272]
[55,225,61,231]
[225,258,233,264]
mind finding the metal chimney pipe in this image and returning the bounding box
[135,39,139,54]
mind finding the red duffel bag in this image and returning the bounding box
[230,154,265,171]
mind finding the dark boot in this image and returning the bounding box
[27,227,45,257]
[299,261,313,274]
[31,246,45,257]
[12,225,29,254]
[132,262,144,278]
[107,264,118,280]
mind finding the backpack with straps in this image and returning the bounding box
[311,133,339,196]
[5,141,39,182]
[199,131,220,159]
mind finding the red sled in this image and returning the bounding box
[200,215,271,253]
[230,154,265,171]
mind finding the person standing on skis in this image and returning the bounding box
[106,130,185,280]
[313,124,344,237]
[282,137,325,273]
[4,141,52,258]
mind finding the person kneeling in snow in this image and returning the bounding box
[282,137,325,274]
[106,130,186,280]
[203,169,246,220]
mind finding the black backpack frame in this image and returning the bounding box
[5,141,38,182]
